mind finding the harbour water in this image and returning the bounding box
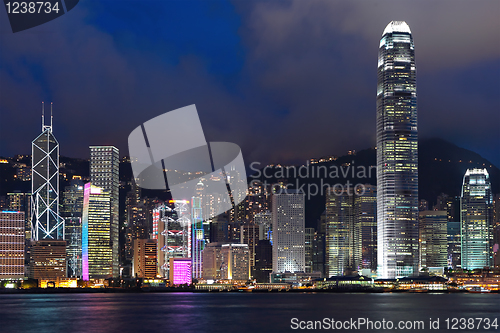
[0,292,498,332]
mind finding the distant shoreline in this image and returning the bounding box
[0,288,496,295]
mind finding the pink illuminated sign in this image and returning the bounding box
[172,259,192,285]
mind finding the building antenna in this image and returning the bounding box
[41,101,45,131]
[50,102,53,130]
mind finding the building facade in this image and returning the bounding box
[272,189,305,273]
[376,21,419,278]
[221,243,250,280]
[132,238,157,279]
[419,211,448,269]
[0,211,25,279]
[61,179,84,278]
[153,201,191,278]
[325,186,353,277]
[354,185,377,273]
[29,239,66,280]
[82,183,112,280]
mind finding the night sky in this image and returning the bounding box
[0,0,499,168]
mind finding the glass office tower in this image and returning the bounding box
[461,168,493,269]
[31,103,65,240]
[376,21,419,278]
[89,146,119,277]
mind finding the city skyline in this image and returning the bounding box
[0,1,498,169]
[0,3,499,332]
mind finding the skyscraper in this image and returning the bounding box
[82,183,112,280]
[31,103,65,240]
[354,184,377,274]
[376,21,419,278]
[154,201,191,278]
[419,211,448,269]
[0,211,25,279]
[325,186,353,277]
[61,179,84,278]
[89,146,119,277]
[272,189,305,273]
[461,168,493,269]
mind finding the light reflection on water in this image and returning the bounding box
[0,293,498,333]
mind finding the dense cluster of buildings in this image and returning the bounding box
[0,22,499,290]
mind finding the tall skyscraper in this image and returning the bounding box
[376,21,419,278]
[461,168,493,269]
[153,201,191,278]
[191,182,205,280]
[61,179,84,278]
[89,146,119,277]
[240,223,259,274]
[354,184,377,273]
[82,183,112,280]
[0,211,25,279]
[31,103,65,240]
[272,189,305,273]
[325,186,353,277]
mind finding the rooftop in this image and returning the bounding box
[382,21,411,35]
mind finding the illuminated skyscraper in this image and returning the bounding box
[31,103,65,240]
[376,21,419,278]
[325,186,353,277]
[191,182,204,279]
[154,201,191,278]
[419,211,448,269]
[82,183,112,280]
[461,168,493,269]
[132,238,157,279]
[61,179,84,278]
[89,146,119,277]
[272,189,305,273]
[354,184,377,273]
[0,211,25,279]
[221,243,250,280]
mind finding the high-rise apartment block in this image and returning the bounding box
[376,21,419,278]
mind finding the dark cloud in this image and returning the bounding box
[0,0,498,169]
